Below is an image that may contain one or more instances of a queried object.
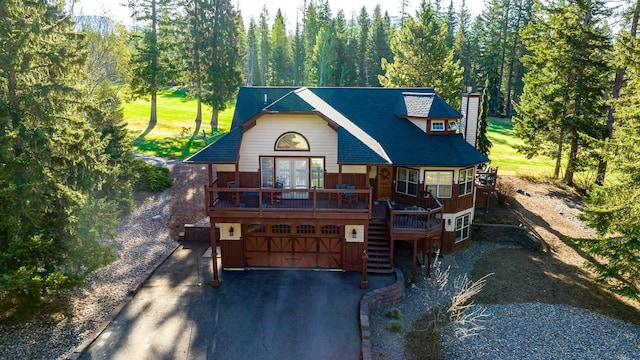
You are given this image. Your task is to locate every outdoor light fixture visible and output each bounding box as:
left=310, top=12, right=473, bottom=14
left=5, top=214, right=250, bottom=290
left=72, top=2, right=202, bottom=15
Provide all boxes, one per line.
left=229, top=226, right=234, bottom=237
left=352, top=228, right=357, bottom=239
left=447, top=219, right=452, bottom=226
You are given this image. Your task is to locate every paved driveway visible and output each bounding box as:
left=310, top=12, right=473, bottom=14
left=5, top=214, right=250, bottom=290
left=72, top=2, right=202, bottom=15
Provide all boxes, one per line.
left=80, top=243, right=395, bottom=360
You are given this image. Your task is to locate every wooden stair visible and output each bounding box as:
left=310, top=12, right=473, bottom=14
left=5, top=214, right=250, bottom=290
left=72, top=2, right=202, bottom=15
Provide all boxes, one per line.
left=367, top=219, right=393, bottom=274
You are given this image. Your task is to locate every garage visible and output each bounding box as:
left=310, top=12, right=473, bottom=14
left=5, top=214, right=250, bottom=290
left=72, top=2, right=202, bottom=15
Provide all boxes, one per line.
left=244, top=224, right=342, bottom=269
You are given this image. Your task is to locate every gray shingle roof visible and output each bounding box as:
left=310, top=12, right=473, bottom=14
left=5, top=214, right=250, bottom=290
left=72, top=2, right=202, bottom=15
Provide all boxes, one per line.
left=184, top=87, right=489, bottom=168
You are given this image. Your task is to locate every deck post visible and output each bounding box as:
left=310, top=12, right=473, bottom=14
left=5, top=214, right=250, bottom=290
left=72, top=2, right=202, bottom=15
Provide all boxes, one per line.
left=411, top=239, right=418, bottom=284
left=361, top=250, right=368, bottom=289
left=210, top=218, right=220, bottom=287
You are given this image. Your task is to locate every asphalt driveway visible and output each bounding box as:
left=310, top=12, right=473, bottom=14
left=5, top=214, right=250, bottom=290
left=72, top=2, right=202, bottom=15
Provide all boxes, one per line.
left=79, top=242, right=395, bottom=360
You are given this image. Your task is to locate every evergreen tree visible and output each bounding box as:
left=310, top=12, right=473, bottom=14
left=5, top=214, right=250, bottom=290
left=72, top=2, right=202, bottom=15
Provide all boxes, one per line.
left=245, top=18, right=261, bottom=86
left=128, top=0, right=177, bottom=137
left=200, top=0, right=243, bottom=132
left=292, top=19, right=306, bottom=85
left=444, top=0, right=456, bottom=49
left=257, top=6, right=270, bottom=86
left=596, top=0, right=640, bottom=184
left=454, top=0, right=474, bottom=90
left=380, top=1, right=463, bottom=107
left=303, top=2, right=320, bottom=85
left=477, top=79, right=493, bottom=155
left=311, top=25, right=336, bottom=86
left=367, top=5, right=393, bottom=87
left=356, top=7, right=371, bottom=86
left=580, top=4, right=640, bottom=298
left=270, top=9, right=292, bottom=86
left=514, top=0, right=612, bottom=185
left=0, top=1, right=120, bottom=307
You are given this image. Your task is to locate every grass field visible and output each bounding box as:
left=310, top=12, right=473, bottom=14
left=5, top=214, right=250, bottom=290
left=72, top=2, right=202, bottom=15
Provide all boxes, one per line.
left=122, top=92, right=556, bottom=174
left=123, top=87, right=234, bottom=159
left=484, top=117, right=556, bottom=177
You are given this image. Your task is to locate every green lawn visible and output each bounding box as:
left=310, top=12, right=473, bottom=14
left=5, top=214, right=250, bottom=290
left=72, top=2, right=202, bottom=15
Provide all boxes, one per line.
left=485, top=117, right=556, bottom=177
left=123, top=92, right=555, bottom=176
left=123, top=87, right=234, bottom=159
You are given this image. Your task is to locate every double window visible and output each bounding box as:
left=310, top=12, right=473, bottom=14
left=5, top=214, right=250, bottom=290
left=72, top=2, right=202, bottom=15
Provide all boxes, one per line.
left=396, top=167, right=419, bottom=196
left=459, top=168, right=474, bottom=196
left=431, top=121, right=445, bottom=131
left=455, top=213, right=471, bottom=243
left=424, top=171, right=453, bottom=198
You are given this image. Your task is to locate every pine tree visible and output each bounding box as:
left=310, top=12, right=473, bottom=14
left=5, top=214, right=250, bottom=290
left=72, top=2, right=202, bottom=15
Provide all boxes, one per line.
left=454, top=0, right=474, bottom=90
left=200, top=0, right=243, bottom=132
left=245, top=18, right=261, bottom=86
left=356, top=7, right=371, bottom=86
left=380, top=1, right=463, bottom=107
left=0, top=1, right=120, bottom=307
left=257, top=6, right=270, bottom=86
left=514, top=0, right=612, bottom=185
left=270, top=9, right=292, bottom=86
left=128, top=0, right=177, bottom=138
left=367, top=5, right=393, bottom=87
left=292, top=19, right=306, bottom=86
left=580, top=6, right=640, bottom=297
left=477, top=79, right=493, bottom=155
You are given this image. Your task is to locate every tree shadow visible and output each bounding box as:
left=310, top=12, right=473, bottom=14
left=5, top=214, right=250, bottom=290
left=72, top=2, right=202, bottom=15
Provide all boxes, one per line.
left=471, top=246, right=640, bottom=325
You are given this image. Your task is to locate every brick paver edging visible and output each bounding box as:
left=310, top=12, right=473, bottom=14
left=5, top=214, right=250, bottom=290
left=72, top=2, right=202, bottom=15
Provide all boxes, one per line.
left=359, top=268, right=405, bottom=360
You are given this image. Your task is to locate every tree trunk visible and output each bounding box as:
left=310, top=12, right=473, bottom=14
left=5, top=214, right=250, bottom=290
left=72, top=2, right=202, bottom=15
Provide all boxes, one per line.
left=505, top=0, right=523, bottom=119
left=564, top=129, right=579, bottom=185
left=139, top=0, right=158, bottom=139
left=596, top=0, right=639, bottom=184
left=554, top=128, right=564, bottom=179
left=495, top=0, right=511, bottom=117
left=210, top=108, right=219, bottom=134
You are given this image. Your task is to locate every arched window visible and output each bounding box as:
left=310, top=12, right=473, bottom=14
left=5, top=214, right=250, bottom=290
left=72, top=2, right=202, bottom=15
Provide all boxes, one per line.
left=275, top=132, right=310, bottom=151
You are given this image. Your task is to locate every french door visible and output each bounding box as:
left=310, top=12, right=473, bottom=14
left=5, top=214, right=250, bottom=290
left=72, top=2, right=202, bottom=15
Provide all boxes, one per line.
left=276, top=158, right=309, bottom=199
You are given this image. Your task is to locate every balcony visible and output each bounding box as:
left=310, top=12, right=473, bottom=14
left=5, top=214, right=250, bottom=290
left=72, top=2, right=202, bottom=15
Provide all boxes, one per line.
left=204, top=183, right=372, bottom=220
left=385, top=195, right=444, bottom=238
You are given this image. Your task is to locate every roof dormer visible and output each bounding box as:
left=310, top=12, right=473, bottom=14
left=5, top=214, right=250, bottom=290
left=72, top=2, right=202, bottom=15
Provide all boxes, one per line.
left=394, top=91, right=462, bottom=135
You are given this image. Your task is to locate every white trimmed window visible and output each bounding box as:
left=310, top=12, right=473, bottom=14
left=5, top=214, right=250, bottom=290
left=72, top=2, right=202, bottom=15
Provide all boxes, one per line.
left=448, top=121, right=458, bottom=131
left=424, top=171, right=453, bottom=198
left=396, top=167, right=419, bottom=196
left=455, top=213, right=471, bottom=243
left=459, top=168, right=474, bottom=196
left=431, top=120, right=445, bottom=131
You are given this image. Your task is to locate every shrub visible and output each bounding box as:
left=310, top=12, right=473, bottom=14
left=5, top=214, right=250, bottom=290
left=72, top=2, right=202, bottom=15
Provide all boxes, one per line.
left=386, top=319, right=403, bottom=332
left=494, top=177, right=516, bottom=205
left=408, top=251, right=492, bottom=358
left=385, top=307, right=402, bottom=319
left=132, top=158, right=173, bottom=192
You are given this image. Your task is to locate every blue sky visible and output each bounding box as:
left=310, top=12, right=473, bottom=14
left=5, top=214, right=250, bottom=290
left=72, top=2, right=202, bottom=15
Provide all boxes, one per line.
left=74, top=0, right=484, bottom=28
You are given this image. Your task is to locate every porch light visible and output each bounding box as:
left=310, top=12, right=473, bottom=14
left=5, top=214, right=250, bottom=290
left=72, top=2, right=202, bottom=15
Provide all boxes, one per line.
left=229, top=226, right=234, bottom=237
left=352, top=228, right=357, bottom=239
left=447, top=219, right=452, bottom=226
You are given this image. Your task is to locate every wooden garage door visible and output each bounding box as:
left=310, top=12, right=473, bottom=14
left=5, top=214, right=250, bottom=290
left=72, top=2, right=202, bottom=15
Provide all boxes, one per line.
left=245, top=234, right=342, bottom=269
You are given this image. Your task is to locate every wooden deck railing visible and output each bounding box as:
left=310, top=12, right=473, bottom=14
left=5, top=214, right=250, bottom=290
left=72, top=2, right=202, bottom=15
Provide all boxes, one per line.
left=385, top=196, right=444, bottom=236
left=204, top=183, right=372, bottom=218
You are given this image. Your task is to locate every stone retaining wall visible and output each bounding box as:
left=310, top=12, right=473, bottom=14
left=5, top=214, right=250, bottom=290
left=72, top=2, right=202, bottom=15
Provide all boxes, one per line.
left=360, top=268, right=405, bottom=360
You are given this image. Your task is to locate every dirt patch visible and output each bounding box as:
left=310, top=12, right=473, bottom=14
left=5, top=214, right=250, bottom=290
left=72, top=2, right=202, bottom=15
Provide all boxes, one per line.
left=166, top=162, right=209, bottom=239
left=471, top=176, right=640, bottom=324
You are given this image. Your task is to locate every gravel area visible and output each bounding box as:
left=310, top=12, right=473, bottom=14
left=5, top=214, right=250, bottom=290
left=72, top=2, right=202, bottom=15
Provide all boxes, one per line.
left=0, top=160, right=178, bottom=360
left=442, top=303, right=640, bottom=359
left=370, top=240, right=640, bottom=360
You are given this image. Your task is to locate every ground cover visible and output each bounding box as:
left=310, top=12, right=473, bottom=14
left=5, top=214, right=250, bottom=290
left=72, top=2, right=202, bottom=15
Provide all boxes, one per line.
left=123, top=87, right=234, bottom=159
left=485, top=117, right=557, bottom=176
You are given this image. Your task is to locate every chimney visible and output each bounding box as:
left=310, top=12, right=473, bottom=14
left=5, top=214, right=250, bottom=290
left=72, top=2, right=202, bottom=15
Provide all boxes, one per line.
left=460, top=92, right=481, bottom=148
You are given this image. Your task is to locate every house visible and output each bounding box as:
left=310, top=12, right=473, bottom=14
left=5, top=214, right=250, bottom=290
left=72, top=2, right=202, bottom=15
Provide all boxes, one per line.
left=185, top=87, right=490, bottom=287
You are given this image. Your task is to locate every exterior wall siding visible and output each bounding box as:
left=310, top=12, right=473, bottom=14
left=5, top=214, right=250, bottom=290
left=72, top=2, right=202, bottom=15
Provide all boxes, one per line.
left=239, top=114, right=338, bottom=173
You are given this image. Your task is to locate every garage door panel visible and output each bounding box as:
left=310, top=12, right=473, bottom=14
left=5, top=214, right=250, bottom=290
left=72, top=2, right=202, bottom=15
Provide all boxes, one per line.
left=318, top=253, right=341, bottom=268
left=271, top=237, right=293, bottom=252
left=245, top=233, right=342, bottom=269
